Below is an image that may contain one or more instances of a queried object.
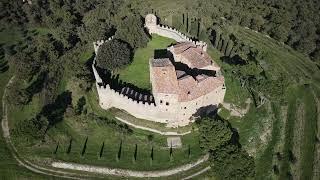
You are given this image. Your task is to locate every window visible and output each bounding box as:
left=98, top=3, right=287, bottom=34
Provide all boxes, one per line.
left=160, top=100, right=163, bottom=104
left=166, top=102, right=169, bottom=106
left=184, top=107, right=186, bottom=109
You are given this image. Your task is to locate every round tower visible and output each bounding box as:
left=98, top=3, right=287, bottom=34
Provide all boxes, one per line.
left=145, top=14, right=157, bottom=34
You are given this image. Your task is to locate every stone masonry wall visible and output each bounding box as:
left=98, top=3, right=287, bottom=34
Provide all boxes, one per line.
left=148, top=24, right=208, bottom=52
left=91, top=14, right=226, bottom=127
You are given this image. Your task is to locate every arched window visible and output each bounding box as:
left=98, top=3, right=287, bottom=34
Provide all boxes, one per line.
left=166, top=102, right=169, bottom=106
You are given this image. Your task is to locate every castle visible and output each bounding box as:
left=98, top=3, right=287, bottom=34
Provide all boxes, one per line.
left=92, top=14, right=226, bottom=127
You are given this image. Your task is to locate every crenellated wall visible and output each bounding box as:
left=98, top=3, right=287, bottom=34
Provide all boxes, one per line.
left=145, top=14, right=207, bottom=52
left=91, top=14, right=226, bottom=127
left=95, top=83, right=178, bottom=124
left=93, top=36, right=114, bottom=54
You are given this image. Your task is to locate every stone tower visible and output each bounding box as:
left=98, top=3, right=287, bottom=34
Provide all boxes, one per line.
left=145, top=14, right=157, bottom=33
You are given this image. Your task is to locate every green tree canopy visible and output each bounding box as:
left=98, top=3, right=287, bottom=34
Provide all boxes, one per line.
left=116, top=14, right=149, bottom=49
left=211, top=145, right=255, bottom=180
left=96, top=39, right=131, bottom=71
left=198, top=116, right=233, bottom=152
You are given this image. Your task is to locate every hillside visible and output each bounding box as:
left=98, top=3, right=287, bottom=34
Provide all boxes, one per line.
left=0, top=0, right=319, bottom=179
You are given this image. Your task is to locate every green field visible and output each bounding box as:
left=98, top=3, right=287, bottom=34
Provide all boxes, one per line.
left=117, top=35, right=175, bottom=90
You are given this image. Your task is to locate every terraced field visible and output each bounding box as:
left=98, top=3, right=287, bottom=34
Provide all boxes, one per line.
left=223, top=26, right=320, bottom=180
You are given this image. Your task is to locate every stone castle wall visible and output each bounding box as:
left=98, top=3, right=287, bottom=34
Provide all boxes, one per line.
left=92, top=37, right=178, bottom=125
left=91, top=14, right=225, bottom=127
left=96, top=83, right=178, bottom=124
left=147, top=24, right=208, bottom=51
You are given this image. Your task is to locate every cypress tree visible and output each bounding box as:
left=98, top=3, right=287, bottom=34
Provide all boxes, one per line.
left=221, top=37, right=230, bottom=55
left=66, top=139, right=72, bottom=154
left=170, top=142, right=173, bottom=161
left=225, top=40, right=234, bottom=57
left=99, top=142, right=105, bottom=158
left=54, top=142, right=59, bottom=154
left=150, top=146, right=154, bottom=166
left=183, top=13, right=185, bottom=25
left=186, top=13, right=189, bottom=32
left=133, top=144, right=138, bottom=162
left=117, top=140, right=122, bottom=161
left=81, top=137, right=88, bottom=156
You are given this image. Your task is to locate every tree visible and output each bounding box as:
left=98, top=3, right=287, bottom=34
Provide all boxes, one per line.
left=96, top=39, right=131, bottom=71
left=116, top=14, right=149, bottom=49
left=211, top=145, right=255, bottom=180
left=12, top=115, right=49, bottom=143
left=78, top=21, right=114, bottom=43
left=77, top=2, right=116, bottom=44
left=76, top=96, right=86, bottom=115
left=198, top=116, right=232, bottom=152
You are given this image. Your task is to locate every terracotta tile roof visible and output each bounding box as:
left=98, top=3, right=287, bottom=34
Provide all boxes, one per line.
left=171, top=42, right=220, bottom=70
left=178, top=75, right=197, bottom=91
left=178, top=76, right=224, bottom=102
left=150, top=58, right=179, bottom=94
left=172, top=42, right=196, bottom=54
left=151, top=58, right=173, bottom=67
left=150, top=43, right=225, bottom=102
left=176, top=70, right=186, bottom=79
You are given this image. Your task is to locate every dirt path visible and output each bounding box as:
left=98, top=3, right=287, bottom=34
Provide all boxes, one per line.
left=52, top=154, right=209, bottom=178
left=116, top=117, right=191, bottom=136
left=182, top=166, right=211, bottom=180
left=1, top=76, right=210, bottom=179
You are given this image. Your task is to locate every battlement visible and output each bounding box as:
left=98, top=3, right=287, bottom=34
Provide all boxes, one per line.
left=97, top=82, right=155, bottom=106
left=145, top=14, right=207, bottom=52
left=90, top=15, right=226, bottom=127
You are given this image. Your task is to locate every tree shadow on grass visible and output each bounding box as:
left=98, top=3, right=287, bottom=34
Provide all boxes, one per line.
left=41, top=91, right=72, bottom=128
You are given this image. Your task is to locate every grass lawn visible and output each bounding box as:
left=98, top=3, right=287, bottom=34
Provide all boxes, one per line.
left=279, top=86, right=302, bottom=179
left=11, top=105, right=204, bottom=171
left=255, top=103, right=282, bottom=179
left=300, top=85, right=317, bottom=179
left=234, top=26, right=320, bottom=85
left=117, top=35, right=176, bottom=90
